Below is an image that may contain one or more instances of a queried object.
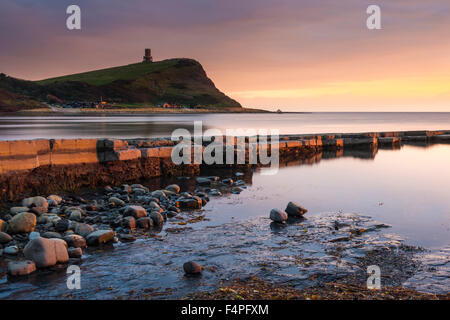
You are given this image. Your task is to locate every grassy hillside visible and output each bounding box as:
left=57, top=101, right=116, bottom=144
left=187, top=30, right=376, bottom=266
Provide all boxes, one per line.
left=0, top=58, right=241, bottom=111
left=37, top=59, right=180, bottom=86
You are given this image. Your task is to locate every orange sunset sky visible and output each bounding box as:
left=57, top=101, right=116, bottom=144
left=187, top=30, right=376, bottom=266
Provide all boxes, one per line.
left=0, top=0, right=449, bottom=111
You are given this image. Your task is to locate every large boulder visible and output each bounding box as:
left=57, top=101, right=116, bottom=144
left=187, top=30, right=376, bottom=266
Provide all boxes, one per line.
left=86, top=230, right=115, bottom=246
left=22, top=196, right=48, bottom=209
left=8, top=260, right=36, bottom=276
left=7, top=212, right=36, bottom=234
left=270, top=209, right=288, bottom=223
left=23, top=237, right=69, bottom=268
left=285, top=201, right=308, bottom=217
left=124, top=205, right=147, bottom=219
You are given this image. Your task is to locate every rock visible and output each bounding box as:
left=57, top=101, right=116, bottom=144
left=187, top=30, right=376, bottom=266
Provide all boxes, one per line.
left=231, top=187, right=244, bottom=194
left=119, top=234, right=136, bottom=242
left=42, top=231, right=62, bottom=239
left=122, top=184, right=132, bottom=193
left=196, top=177, right=211, bottom=185
left=122, top=216, right=136, bottom=230
left=29, top=231, right=41, bottom=240
left=30, top=206, right=48, bottom=215
left=10, top=207, right=29, bottom=215
left=22, top=196, right=48, bottom=209
left=235, top=180, right=245, bottom=186
left=63, top=234, right=87, bottom=248
left=136, top=217, right=153, bottom=229
left=55, top=219, right=70, bottom=232
left=269, top=209, right=288, bottom=223
left=47, top=195, right=63, bottom=205
left=4, top=245, right=19, bottom=255
left=209, top=189, right=222, bottom=196
left=178, top=197, right=202, bottom=209
left=148, top=201, right=160, bottom=211
left=151, top=190, right=166, bottom=198
left=131, top=183, right=148, bottom=190
left=68, top=247, right=82, bottom=258
left=166, top=210, right=178, bottom=218
left=0, top=232, right=12, bottom=244
left=285, top=201, right=308, bottom=217
left=221, top=178, right=233, bottom=185
left=37, top=215, right=48, bottom=224
left=0, top=219, right=6, bottom=232
left=23, top=237, right=69, bottom=268
left=133, top=188, right=147, bottom=195
left=67, top=208, right=83, bottom=221
left=8, top=260, right=36, bottom=276
left=74, top=223, right=95, bottom=238
left=183, top=261, right=202, bottom=275
left=52, top=238, right=68, bottom=249
left=124, top=205, right=147, bottom=219
left=149, top=211, right=164, bottom=226
left=47, top=200, right=57, bottom=207
left=109, top=197, right=126, bottom=207
left=49, top=216, right=62, bottom=226
left=86, top=230, right=115, bottom=246
left=165, top=184, right=181, bottom=193
left=7, top=212, right=36, bottom=234
left=104, top=186, right=113, bottom=192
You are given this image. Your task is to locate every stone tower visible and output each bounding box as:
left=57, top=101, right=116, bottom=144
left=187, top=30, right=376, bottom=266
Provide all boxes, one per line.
left=143, top=48, right=153, bottom=62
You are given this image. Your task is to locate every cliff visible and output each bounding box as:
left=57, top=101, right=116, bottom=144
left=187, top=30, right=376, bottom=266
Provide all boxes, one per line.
left=0, top=59, right=241, bottom=111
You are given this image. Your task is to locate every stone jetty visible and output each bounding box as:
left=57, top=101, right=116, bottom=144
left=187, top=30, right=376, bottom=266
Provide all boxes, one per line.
left=0, top=130, right=449, bottom=201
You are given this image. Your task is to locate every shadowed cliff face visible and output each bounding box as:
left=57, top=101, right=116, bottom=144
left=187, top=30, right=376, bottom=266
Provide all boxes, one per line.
left=0, top=59, right=242, bottom=111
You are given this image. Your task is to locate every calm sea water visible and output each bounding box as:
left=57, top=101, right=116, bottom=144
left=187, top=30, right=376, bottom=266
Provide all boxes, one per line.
left=1, top=112, right=450, bottom=140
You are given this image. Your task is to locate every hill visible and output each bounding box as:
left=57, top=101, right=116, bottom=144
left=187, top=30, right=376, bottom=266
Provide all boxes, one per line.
left=0, top=58, right=241, bottom=111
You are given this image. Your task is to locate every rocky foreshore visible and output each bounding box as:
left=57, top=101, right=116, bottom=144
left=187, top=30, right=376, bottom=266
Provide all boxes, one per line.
left=0, top=175, right=262, bottom=277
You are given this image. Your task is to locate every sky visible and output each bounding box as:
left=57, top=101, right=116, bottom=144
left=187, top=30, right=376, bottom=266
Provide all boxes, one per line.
left=0, top=0, right=449, bottom=111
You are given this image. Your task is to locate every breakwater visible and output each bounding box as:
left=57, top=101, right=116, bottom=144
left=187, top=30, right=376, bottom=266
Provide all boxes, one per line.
left=1, top=130, right=449, bottom=202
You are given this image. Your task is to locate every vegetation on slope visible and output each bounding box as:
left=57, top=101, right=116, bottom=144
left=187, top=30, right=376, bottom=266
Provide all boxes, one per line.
left=0, top=59, right=241, bottom=111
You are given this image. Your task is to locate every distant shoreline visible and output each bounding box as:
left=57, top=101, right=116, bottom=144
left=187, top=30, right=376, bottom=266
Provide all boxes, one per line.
left=7, top=106, right=273, bottom=116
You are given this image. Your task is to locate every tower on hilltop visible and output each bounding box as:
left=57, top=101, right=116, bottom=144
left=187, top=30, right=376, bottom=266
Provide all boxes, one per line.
left=143, top=48, right=153, bottom=62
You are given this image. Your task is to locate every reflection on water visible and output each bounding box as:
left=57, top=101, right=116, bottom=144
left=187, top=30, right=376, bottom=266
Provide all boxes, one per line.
left=2, top=112, right=450, bottom=140
left=0, top=143, right=449, bottom=298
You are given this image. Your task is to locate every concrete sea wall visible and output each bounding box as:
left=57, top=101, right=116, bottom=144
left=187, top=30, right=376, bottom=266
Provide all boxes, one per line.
left=0, top=130, right=449, bottom=202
